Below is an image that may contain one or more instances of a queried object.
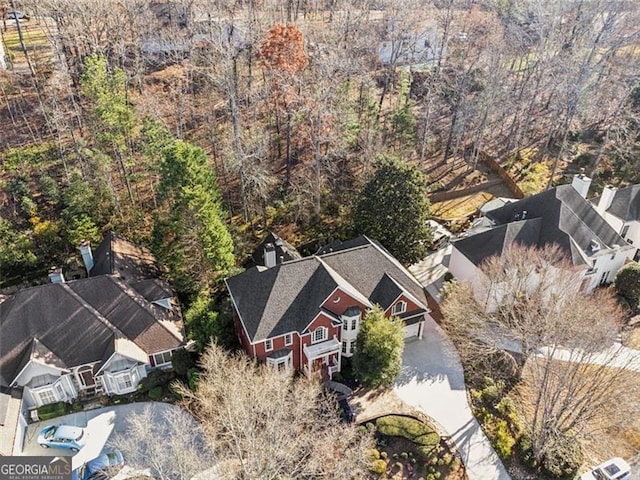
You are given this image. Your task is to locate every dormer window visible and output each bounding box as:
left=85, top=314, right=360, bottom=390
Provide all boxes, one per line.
left=312, top=327, right=328, bottom=343
left=392, top=301, right=407, bottom=315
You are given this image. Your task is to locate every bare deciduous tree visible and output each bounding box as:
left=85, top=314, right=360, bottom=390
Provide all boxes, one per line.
left=112, top=405, right=215, bottom=480
left=116, top=344, right=373, bottom=480
left=442, top=244, right=638, bottom=465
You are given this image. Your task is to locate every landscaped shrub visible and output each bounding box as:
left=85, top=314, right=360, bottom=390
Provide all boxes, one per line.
left=138, top=369, right=171, bottom=393
left=187, top=367, right=200, bottom=391
left=37, top=402, right=69, bottom=421
left=541, top=435, right=584, bottom=479
left=492, top=420, right=516, bottom=458
left=369, top=459, right=387, bottom=475
left=171, top=348, right=194, bottom=378
left=148, top=386, right=163, bottom=401
left=480, top=383, right=502, bottom=405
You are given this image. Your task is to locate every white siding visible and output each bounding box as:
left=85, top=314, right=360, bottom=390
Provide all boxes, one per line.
left=449, top=246, right=485, bottom=296
left=12, top=361, right=65, bottom=388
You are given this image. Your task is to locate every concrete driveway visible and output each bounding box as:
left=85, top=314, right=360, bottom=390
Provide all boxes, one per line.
left=394, top=317, right=511, bottom=480
left=19, top=402, right=179, bottom=471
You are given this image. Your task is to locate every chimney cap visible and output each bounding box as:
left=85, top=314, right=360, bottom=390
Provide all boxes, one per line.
left=49, top=266, right=62, bottom=274
left=79, top=239, right=91, bottom=247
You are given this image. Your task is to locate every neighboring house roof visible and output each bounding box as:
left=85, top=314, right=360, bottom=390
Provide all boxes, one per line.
left=479, top=197, right=518, bottom=215
left=130, top=278, right=174, bottom=302
left=91, top=231, right=161, bottom=281
left=454, top=218, right=542, bottom=267
left=455, top=185, right=629, bottom=267
left=250, top=231, right=302, bottom=267
left=0, top=235, right=184, bottom=388
left=595, top=184, right=640, bottom=222
left=226, top=236, right=428, bottom=343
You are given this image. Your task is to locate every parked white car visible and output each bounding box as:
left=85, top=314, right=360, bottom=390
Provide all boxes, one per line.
left=580, top=457, right=631, bottom=480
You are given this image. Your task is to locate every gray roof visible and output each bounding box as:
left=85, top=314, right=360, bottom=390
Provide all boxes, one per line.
left=455, top=219, right=542, bottom=266
left=131, top=278, right=174, bottom=302
left=599, top=185, right=640, bottom=222
left=0, top=283, right=116, bottom=386
left=226, top=236, right=428, bottom=343
left=91, top=232, right=161, bottom=281
left=456, top=185, right=628, bottom=267
left=0, top=274, right=183, bottom=388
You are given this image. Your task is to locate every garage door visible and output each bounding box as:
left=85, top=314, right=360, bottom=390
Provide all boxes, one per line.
left=404, top=322, right=420, bottom=338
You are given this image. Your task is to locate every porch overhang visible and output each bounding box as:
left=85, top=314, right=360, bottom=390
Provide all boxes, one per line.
left=303, top=338, right=340, bottom=360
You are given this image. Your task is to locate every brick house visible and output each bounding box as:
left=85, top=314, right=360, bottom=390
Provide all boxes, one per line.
left=225, top=235, right=431, bottom=379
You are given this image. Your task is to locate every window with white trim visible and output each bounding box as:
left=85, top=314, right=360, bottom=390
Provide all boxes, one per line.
left=152, top=350, right=173, bottom=366
left=342, top=341, right=347, bottom=354
left=342, top=319, right=348, bottom=330
left=115, top=374, right=133, bottom=392
left=267, top=353, right=293, bottom=373
left=349, top=339, right=356, bottom=353
left=37, top=388, right=57, bottom=405
left=392, top=301, right=407, bottom=315
left=265, top=339, right=273, bottom=351
left=284, top=334, right=293, bottom=346
left=312, top=327, right=327, bottom=343
left=350, top=318, right=358, bottom=330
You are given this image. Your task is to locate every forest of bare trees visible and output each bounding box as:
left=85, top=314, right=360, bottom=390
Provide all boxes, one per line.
left=2, top=0, right=640, bottom=285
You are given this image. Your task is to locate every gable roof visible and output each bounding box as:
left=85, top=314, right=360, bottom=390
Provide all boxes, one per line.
left=0, top=235, right=184, bottom=388
left=0, top=283, right=116, bottom=386
left=456, top=185, right=629, bottom=267
left=597, top=184, right=640, bottom=222
left=226, top=236, right=428, bottom=343
left=91, top=232, right=161, bottom=281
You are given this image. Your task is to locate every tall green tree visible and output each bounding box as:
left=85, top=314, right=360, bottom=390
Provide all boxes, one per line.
left=80, top=54, right=137, bottom=205
left=353, top=157, right=431, bottom=265
left=352, top=305, right=405, bottom=388
left=153, top=140, right=235, bottom=294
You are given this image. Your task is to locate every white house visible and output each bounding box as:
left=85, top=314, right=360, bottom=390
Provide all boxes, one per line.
left=593, top=184, right=640, bottom=256
left=449, top=177, right=637, bottom=295
left=0, top=233, right=184, bottom=409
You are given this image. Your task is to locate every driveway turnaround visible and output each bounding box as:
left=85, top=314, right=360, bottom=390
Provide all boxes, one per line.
left=394, top=317, right=511, bottom=480
left=19, top=402, right=178, bottom=471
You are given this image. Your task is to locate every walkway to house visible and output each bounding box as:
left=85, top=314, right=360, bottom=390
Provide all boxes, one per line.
left=394, top=318, right=511, bottom=480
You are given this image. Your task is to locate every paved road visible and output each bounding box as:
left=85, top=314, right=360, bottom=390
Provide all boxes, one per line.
left=19, top=402, right=179, bottom=471
left=394, top=317, right=511, bottom=480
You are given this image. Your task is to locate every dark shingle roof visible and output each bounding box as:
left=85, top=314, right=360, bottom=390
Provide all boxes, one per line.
left=131, top=278, right=174, bottom=302
left=69, top=276, right=182, bottom=354
left=91, top=232, right=160, bottom=281
left=456, top=185, right=628, bottom=267
left=319, top=239, right=426, bottom=306
left=226, top=236, right=428, bottom=343
left=601, top=185, right=640, bottom=221
left=0, top=275, right=183, bottom=388
left=226, top=258, right=340, bottom=341
left=0, top=283, right=116, bottom=386
left=454, top=219, right=542, bottom=266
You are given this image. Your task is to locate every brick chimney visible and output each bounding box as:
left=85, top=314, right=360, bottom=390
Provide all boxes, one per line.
left=79, top=240, right=94, bottom=276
